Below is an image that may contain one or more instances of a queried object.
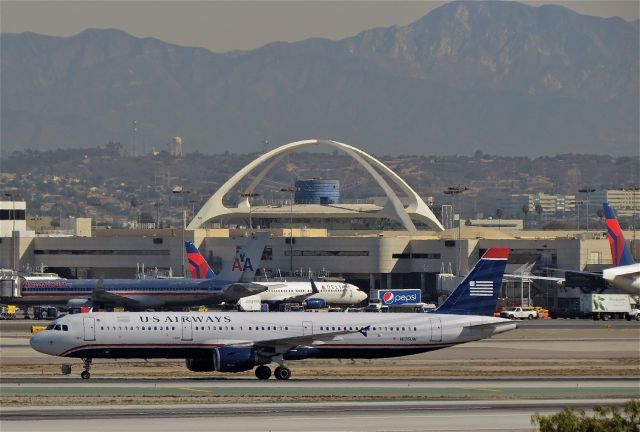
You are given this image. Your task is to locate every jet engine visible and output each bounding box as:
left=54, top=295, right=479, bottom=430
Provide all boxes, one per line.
left=213, top=347, right=257, bottom=372
left=305, top=298, right=327, bottom=309
left=67, top=298, right=93, bottom=308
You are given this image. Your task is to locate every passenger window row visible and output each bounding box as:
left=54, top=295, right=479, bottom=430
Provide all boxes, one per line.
left=101, top=326, right=177, bottom=331
left=319, top=326, right=417, bottom=332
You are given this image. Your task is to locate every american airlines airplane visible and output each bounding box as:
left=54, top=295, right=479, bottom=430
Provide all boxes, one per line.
left=30, top=248, right=515, bottom=380
left=3, top=232, right=270, bottom=309
left=188, top=241, right=368, bottom=306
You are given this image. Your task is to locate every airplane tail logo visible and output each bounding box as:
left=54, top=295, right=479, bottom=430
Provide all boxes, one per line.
left=185, top=242, right=215, bottom=279
left=603, top=203, right=635, bottom=267
left=434, top=248, right=510, bottom=316
left=215, top=232, right=269, bottom=283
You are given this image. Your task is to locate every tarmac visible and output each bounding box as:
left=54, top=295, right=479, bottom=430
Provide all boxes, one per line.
left=1, top=318, right=638, bottom=431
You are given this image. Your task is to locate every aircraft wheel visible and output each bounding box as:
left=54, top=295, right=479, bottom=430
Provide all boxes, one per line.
left=255, top=365, right=271, bottom=380
left=274, top=366, right=291, bottom=380
left=602, top=314, right=609, bottom=321
left=81, top=371, right=91, bottom=380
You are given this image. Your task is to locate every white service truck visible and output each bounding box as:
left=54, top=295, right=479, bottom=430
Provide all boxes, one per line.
left=500, top=307, right=539, bottom=320
left=580, top=293, right=640, bottom=321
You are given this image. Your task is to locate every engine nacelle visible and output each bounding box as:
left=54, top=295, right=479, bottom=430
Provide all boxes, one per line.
left=67, top=298, right=93, bottom=308
left=213, top=347, right=257, bottom=372
left=305, top=298, right=327, bottom=309
left=185, top=356, right=215, bottom=372
left=283, top=347, right=321, bottom=360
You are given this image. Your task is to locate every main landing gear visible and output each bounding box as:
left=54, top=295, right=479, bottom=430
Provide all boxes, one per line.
left=81, top=358, right=92, bottom=379
left=254, top=364, right=292, bottom=380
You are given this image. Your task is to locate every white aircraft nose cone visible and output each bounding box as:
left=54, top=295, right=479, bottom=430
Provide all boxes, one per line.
left=30, top=333, right=44, bottom=353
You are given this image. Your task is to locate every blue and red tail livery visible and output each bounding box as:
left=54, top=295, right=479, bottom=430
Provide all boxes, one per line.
left=185, top=242, right=215, bottom=279
left=434, top=247, right=510, bottom=316
left=603, top=203, right=635, bottom=267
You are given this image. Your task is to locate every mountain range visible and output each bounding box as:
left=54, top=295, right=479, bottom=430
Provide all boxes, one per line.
left=1, top=1, right=638, bottom=156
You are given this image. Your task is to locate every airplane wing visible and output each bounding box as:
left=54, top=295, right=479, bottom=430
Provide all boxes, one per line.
left=91, top=284, right=141, bottom=307
left=199, top=282, right=268, bottom=305
left=224, top=325, right=371, bottom=356
left=504, top=274, right=565, bottom=283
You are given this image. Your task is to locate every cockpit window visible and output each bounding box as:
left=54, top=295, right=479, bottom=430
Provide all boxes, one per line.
left=54, top=324, right=61, bottom=331
left=46, top=324, right=55, bottom=330
left=62, top=325, right=68, bottom=331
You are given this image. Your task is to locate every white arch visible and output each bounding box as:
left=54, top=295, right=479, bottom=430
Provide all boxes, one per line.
left=188, top=139, right=444, bottom=232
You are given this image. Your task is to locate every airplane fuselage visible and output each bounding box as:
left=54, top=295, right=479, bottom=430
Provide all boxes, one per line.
left=4, top=278, right=240, bottom=307
left=31, top=311, right=515, bottom=360
left=258, top=281, right=368, bottom=305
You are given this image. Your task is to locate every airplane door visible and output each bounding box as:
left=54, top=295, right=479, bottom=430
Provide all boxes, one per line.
left=430, top=318, right=442, bottom=342
left=83, top=317, right=95, bottom=341
left=182, top=321, right=193, bottom=341
left=302, top=321, right=313, bottom=336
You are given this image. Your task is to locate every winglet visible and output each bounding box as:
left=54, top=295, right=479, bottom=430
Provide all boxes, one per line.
left=358, top=325, right=370, bottom=337
left=603, top=203, right=635, bottom=267
left=310, top=279, right=320, bottom=295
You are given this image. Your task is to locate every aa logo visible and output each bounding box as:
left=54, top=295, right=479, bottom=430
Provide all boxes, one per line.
left=231, top=251, right=254, bottom=272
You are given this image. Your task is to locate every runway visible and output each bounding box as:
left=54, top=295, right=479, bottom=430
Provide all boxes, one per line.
left=1, top=319, right=637, bottom=431
left=0, top=399, right=632, bottom=431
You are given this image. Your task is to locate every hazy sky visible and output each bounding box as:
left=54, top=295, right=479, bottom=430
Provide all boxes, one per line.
left=1, top=1, right=638, bottom=53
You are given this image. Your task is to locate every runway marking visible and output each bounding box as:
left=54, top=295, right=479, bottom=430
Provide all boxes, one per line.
left=460, top=387, right=503, bottom=393
left=174, top=387, right=216, bottom=394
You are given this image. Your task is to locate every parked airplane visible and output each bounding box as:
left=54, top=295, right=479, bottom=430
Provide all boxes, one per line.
left=187, top=240, right=368, bottom=306
left=601, top=203, right=639, bottom=294
left=261, top=280, right=367, bottom=306
left=3, top=233, right=270, bottom=308
left=505, top=203, right=639, bottom=295
left=30, top=248, right=515, bottom=380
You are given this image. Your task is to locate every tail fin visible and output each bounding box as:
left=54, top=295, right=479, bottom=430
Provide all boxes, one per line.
left=215, top=232, right=270, bottom=283
left=185, top=242, right=216, bottom=279
left=604, top=203, right=635, bottom=267
left=434, top=248, right=510, bottom=316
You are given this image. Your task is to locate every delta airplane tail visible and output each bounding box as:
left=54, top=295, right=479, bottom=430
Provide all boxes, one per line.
left=603, top=203, right=635, bottom=267
left=185, top=242, right=216, bottom=279
left=434, top=247, right=510, bottom=316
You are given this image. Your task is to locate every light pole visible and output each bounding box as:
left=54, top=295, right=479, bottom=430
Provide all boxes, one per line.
left=579, top=188, right=595, bottom=232
left=152, top=202, right=163, bottom=228
left=172, top=187, right=191, bottom=277
left=444, top=186, right=468, bottom=275
left=281, top=187, right=297, bottom=274
left=241, top=193, right=260, bottom=230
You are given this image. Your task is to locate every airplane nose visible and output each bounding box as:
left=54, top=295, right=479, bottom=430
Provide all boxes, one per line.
left=30, top=333, right=44, bottom=353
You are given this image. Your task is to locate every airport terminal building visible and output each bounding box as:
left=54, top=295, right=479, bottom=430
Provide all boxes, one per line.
left=2, top=140, right=637, bottom=309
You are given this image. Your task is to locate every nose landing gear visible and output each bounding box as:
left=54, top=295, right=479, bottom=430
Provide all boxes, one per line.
left=81, top=358, right=92, bottom=379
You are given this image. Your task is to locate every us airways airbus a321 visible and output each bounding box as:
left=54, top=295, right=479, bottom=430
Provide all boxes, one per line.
left=30, top=248, right=515, bottom=380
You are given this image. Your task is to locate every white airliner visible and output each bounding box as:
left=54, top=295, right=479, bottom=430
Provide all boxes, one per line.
left=257, top=280, right=368, bottom=305
left=190, top=243, right=368, bottom=306
left=30, top=248, right=514, bottom=380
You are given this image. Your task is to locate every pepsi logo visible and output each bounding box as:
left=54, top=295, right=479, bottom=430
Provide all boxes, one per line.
left=382, top=291, right=394, bottom=304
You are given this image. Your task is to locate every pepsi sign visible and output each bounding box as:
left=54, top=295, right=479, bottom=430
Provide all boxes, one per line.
left=377, top=289, right=421, bottom=305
